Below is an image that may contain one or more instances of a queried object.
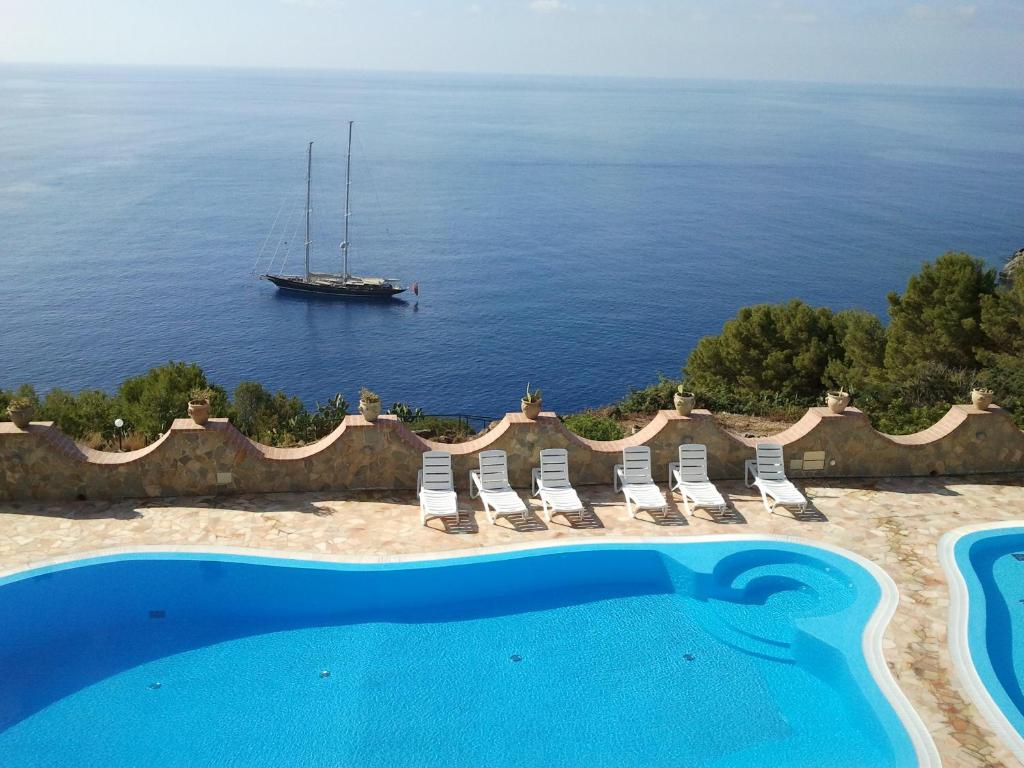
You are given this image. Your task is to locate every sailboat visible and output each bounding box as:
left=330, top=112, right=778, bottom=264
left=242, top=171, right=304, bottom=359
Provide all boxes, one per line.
left=261, top=122, right=408, bottom=299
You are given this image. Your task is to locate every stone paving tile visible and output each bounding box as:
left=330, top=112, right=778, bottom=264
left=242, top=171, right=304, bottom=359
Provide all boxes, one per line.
left=1, top=474, right=1023, bottom=766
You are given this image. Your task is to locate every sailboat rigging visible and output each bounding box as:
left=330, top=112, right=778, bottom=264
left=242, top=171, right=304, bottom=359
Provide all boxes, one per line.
left=261, top=121, right=408, bottom=299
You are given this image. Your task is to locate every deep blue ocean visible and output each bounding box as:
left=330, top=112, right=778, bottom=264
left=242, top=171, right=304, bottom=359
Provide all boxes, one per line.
left=1, top=65, right=1021, bottom=417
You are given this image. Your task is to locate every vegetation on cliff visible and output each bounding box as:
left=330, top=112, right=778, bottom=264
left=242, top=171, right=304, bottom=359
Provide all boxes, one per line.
left=606, top=251, right=1024, bottom=436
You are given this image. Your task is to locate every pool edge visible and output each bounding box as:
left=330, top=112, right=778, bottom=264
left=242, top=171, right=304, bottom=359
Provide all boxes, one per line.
left=939, top=522, right=1024, bottom=766
left=0, top=534, right=940, bottom=767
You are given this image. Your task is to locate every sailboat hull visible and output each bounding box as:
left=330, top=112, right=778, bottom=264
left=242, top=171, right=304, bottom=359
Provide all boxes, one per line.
left=263, top=274, right=406, bottom=299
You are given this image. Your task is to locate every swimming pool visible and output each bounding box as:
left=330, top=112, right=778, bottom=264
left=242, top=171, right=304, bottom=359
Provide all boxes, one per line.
left=0, top=538, right=935, bottom=767
left=942, top=523, right=1024, bottom=762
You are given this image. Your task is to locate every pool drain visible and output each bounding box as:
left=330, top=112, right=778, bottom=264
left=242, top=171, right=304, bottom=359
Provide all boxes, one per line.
left=510, top=654, right=522, bottom=663
left=149, top=682, right=162, bottom=690
left=320, top=670, right=331, bottom=678
left=683, top=654, right=695, bottom=662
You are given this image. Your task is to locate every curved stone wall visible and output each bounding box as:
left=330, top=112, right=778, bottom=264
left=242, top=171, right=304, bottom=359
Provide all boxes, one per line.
left=0, top=405, right=1021, bottom=502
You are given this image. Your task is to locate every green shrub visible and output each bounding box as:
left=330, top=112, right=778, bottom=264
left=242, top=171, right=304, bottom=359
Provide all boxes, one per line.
left=869, top=400, right=951, bottom=436
left=304, top=394, right=349, bottom=441
left=563, top=412, right=626, bottom=441
left=38, top=388, right=117, bottom=440
left=405, top=415, right=474, bottom=442
left=975, top=355, right=1024, bottom=429
left=117, top=362, right=226, bottom=438
left=389, top=402, right=425, bottom=422
left=614, top=377, right=678, bottom=414
left=0, top=385, right=39, bottom=413
left=230, top=381, right=306, bottom=444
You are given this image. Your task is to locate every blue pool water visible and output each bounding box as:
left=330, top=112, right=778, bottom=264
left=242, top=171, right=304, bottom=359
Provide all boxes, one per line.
left=0, top=542, right=919, bottom=767
left=950, top=527, right=1024, bottom=747
left=1, top=65, right=1022, bottom=414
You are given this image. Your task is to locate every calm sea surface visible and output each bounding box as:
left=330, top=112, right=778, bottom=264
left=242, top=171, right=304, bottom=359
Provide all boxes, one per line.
left=1, top=65, right=1021, bottom=417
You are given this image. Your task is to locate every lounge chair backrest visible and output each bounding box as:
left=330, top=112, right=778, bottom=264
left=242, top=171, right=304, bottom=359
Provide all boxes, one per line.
left=678, top=444, right=710, bottom=483
left=755, top=443, right=788, bottom=481
left=621, top=446, right=653, bottom=484
left=421, top=451, right=454, bottom=491
left=478, top=450, right=511, bottom=491
left=539, top=448, right=572, bottom=489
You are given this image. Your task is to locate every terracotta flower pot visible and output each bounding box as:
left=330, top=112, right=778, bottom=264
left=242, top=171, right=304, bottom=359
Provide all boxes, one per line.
left=7, top=406, right=33, bottom=429
left=359, top=400, right=381, bottom=422
left=187, top=400, right=210, bottom=425
left=826, top=391, right=850, bottom=414
left=521, top=398, right=542, bottom=420
left=971, top=388, right=993, bottom=411
left=673, top=392, right=695, bottom=416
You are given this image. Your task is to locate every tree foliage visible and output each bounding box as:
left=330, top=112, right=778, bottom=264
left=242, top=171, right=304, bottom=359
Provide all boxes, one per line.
left=117, top=361, right=227, bottom=438
left=230, top=381, right=305, bottom=444
left=980, top=272, right=1024, bottom=360
left=685, top=300, right=841, bottom=399
left=884, top=252, right=997, bottom=372
left=667, top=250, right=1022, bottom=434
left=824, top=309, right=887, bottom=392
left=1, top=363, right=347, bottom=448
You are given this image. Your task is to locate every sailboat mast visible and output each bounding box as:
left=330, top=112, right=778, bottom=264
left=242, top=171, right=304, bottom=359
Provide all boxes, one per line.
left=341, top=120, right=353, bottom=280
left=304, top=141, right=313, bottom=281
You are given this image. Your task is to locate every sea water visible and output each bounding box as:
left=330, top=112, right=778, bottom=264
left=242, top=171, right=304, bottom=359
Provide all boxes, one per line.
left=0, top=65, right=1021, bottom=416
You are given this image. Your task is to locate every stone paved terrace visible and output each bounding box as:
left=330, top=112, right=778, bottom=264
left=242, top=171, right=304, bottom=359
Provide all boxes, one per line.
left=2, top=475, right=1023, bottom=767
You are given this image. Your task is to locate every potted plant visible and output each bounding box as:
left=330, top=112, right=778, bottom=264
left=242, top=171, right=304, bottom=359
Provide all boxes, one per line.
left=673, top=386, right=696, bottom=416
left=521, top=383, right=543, bottom=420
left=6, top=397, right=34, bottom=429
left=825, top=389, right=850, bottom=414
left=359, top=388, right=381, bottom=422
left=188, top=388, right=214, bottom=426
left=971, top=387, right=994, bottom=411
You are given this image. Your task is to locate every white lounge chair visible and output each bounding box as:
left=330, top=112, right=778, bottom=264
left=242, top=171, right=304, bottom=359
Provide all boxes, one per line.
left=668, top=444, right=728, bottom=516
left=531, top=448, right=585, bottom=522
left=417, top=451, right=460, bottom=526
left=470, top=450, right=529, bottom=524
left=614, top=446, right=668, bottom=519
left=745, top=443, right=808, bottom=515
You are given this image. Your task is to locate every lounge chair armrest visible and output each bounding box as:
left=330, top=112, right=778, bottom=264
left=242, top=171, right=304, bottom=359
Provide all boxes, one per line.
left=469, top=469, right=482, bottom=499
left=531, top=467, right=541, bottom=497
left=416, top=469, right=423, bottom=498
left=668, top=461, right=679, bottom=490
left=613, top=464, right=623, bottom=493
left=744, top=459, right=757, bottom=488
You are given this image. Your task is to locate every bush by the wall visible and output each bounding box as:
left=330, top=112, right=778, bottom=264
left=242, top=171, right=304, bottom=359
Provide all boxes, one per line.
left=563, top=412, right=626, bottom=441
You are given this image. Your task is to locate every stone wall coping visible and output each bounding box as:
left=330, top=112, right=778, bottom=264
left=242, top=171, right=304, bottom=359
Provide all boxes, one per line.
left=3, top=403, right=1021, bottom=466
left=0, top=421, right=174, bottom=465
left=885, top=404, right=1000, bottom=446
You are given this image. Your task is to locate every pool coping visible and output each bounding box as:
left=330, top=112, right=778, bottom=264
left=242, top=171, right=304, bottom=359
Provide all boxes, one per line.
left=939, top=521, right=1024, bottom=766
left=0, top=534, right=940, bottom=767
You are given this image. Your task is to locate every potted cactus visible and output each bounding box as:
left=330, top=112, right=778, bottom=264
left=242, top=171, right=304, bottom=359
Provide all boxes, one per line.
left=521, top=383, right=543, bottom=420
left=971, top=387, right=994, bottom=411
left=6, top=397, right=34, bottom=429
left=187, top=388, right=214, bottom=426
left=825, top=389, right=850, bottom=414
left=673, top=386, right=696, bottom=416
left=359, top=388, right=381, bottom=422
